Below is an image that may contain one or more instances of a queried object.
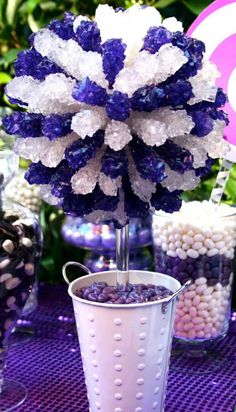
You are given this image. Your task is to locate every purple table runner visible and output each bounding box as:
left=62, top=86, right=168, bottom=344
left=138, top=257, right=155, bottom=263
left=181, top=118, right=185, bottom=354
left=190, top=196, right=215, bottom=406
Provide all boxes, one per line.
left=5, top=284, right=236, bottom=412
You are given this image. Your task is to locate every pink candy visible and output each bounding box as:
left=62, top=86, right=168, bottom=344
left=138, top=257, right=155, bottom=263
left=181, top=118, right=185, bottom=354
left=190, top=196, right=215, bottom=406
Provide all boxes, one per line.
left=174, top=278, right=232, bottom=341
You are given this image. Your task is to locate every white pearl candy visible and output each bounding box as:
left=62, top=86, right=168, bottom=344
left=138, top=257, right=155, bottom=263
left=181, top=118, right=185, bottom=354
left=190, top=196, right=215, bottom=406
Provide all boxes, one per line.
left=186, top=249, right=199, bottom=259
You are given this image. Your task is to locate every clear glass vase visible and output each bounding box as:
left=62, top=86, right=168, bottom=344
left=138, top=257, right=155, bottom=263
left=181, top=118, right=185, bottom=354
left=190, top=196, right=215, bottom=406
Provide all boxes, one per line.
left=0, top=148, right=42, bottom=410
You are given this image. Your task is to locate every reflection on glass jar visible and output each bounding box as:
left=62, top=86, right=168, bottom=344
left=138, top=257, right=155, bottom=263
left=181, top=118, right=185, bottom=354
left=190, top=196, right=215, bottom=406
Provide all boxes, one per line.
left=84, top=248, right=153, bottom=273
left=61, top=216, right=152, bottom=250
left=61, top=216, right=153, bottom=273
left=152, top=201, right=236, bottom=344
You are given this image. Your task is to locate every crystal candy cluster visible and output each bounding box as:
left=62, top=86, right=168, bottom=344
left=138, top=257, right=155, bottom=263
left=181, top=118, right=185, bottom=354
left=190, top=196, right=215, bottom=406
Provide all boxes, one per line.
left=152, top=201, right=236, bottom=341
left=3, top=5, right=230, bottom=227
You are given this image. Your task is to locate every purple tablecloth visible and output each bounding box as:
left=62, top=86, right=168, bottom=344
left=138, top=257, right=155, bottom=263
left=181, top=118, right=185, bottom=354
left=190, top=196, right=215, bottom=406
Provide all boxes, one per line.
left=5, top=284, right=236, bottom=412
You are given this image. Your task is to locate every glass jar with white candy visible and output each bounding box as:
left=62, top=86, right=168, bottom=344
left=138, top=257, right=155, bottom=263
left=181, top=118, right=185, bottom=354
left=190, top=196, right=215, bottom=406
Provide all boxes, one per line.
left=152, top=201, right=236, bottom=344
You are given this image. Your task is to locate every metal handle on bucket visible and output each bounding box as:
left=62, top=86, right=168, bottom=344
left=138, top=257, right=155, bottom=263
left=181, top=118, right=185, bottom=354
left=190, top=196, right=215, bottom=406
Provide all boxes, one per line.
left=62, top=261, right=91, bottom=285
left=161, top=280, right=191, bottom=314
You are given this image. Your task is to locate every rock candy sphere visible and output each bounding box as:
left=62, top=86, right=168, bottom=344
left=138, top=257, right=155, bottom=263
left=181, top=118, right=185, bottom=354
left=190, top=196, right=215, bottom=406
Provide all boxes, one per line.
left=3, top=4, right=229, bottom=227
left=152, top=201, right=236, bottom=343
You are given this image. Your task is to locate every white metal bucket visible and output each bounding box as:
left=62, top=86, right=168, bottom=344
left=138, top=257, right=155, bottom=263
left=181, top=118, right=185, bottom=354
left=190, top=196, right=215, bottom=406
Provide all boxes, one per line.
left=66, top=269, right=184, bottom=412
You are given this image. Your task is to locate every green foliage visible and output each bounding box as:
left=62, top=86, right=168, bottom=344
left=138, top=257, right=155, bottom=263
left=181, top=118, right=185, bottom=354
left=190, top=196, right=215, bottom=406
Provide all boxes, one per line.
left=0, top=71, right=12, bottom=84
left=182, top=0, right=212, bottom=15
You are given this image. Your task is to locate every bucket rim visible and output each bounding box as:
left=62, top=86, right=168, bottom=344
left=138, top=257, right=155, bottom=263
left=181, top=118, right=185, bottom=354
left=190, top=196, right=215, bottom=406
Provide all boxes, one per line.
left=68, top=269, right=181, bottom=309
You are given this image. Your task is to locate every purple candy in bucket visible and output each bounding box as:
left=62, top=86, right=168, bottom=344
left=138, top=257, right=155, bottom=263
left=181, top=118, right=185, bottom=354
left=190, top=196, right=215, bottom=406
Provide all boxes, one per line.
left=63, top=262, right=190, bottom=412
left=76, top=280, right=173, bottom=304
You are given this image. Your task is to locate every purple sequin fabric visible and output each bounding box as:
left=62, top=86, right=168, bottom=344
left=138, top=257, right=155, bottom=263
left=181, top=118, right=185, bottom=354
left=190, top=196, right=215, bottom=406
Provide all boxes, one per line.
left=6, top=283, right=236, bottom=412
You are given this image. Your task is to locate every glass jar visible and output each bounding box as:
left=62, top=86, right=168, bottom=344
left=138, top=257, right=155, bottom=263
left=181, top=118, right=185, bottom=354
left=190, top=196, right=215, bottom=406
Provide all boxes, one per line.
left=61, top=216, right=153, bottom=273
left=5, top=168, right=42, bottom=215
left=5, top=168, right=43, bottom=318
left=0, top=148, right=43, bottom=349
left=84, top=248, right=153, bottom=273
left=61, top=216, right=152, bottom=250
left=152, top=201, right=236, bottom=344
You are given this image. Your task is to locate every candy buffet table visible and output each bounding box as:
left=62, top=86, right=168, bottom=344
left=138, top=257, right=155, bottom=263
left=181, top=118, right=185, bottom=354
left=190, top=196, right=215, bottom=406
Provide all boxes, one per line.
left=6, top=284, right=236, bottom=412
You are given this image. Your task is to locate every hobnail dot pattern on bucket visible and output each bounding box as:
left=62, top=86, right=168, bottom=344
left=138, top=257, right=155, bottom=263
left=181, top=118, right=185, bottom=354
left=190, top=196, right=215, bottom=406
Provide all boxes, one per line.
left=72, top=276, right=175, bottom=412
left=152, top=201, right=236, bottom=342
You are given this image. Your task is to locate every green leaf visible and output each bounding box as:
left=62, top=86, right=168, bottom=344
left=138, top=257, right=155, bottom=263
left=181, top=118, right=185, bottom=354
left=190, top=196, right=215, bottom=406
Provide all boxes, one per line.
left=0, top=48, right=20, bottom=65
left=153, top=0, right=177, bottom=8
left=124, top=0, right=135, bottom=8
left=39, top=1, right=57, bottom=11
left=19, top=158, right=30, bottom=169
left=27, top=0, right=40, bottom=14
left=39, top=205, right=47, bottom=230
left=0, top=71, right=11, bottom=83
left=27, top=13, right=40, bottom=32
left=225, top=177, right=236, bottom=201
left=182, top=0, right=212, bottom=16
left=2, top=93, right=18, bottom=108
left=0, top=0, right=6, bottom=25
left=40, top=255, right=55, bottom=272
left=229, top=164, right=236, bottom=180
left=6, top=0, right=21, bottom=25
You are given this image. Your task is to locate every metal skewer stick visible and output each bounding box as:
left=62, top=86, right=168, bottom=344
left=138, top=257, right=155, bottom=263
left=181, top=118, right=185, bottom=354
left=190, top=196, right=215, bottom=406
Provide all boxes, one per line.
left=116, top=223, right=129, bottom=285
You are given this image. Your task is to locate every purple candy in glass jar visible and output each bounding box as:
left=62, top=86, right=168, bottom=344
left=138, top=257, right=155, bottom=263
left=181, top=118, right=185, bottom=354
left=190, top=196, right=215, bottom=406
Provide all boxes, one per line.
left=61, top=216, right=152, bottom=251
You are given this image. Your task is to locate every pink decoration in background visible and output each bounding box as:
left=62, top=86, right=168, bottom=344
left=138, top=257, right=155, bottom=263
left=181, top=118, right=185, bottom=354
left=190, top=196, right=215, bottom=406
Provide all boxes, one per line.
left=187, top=0, right=236, bottom=160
